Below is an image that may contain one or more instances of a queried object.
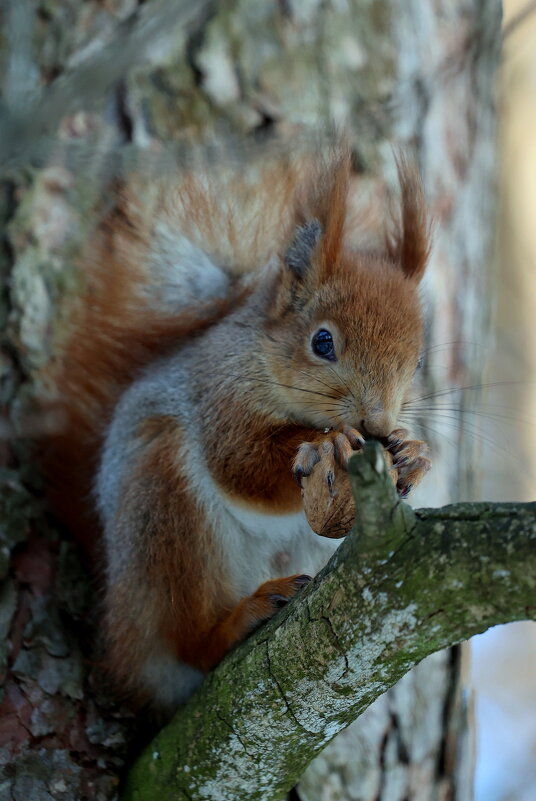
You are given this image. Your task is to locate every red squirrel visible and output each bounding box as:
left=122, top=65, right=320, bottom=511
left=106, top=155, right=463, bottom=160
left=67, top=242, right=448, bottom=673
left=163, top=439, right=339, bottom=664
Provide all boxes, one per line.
left=44, top=142, right=431, bottom=711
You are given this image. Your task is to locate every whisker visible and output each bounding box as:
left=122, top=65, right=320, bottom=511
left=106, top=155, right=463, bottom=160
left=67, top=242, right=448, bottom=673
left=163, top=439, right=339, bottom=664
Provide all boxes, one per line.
left=329, top=412, right=347, bottom=424
left=283, top=399, right=348, bottom=411
left=296, top=369, right=342, bottom=395
left=398, top=415, right=462, bottom=451
left=403, top=405, right=534, bottom=426
left=226, top=373, right=338, bottom=400
left=407, top=399, right=531, bottom=412
left=400, top=413, right=510, bottom=464
left=326, top=363, right=355, bottom=399
left=406, top=380, right=534, bottom=406
left=419, top=340, right=484, bottom=355
left=400, top=410, right=513, bottom=458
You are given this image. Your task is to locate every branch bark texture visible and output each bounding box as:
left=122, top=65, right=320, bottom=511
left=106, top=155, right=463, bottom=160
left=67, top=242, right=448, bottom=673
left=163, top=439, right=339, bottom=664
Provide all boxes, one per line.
left=124, top=443, right=536, bottom=801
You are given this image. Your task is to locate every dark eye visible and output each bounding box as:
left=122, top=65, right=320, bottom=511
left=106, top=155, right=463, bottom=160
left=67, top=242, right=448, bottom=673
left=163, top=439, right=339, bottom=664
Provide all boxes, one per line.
left=416, top=355, right=424, bottom=370
left=311, top=329, right=336, bottom=361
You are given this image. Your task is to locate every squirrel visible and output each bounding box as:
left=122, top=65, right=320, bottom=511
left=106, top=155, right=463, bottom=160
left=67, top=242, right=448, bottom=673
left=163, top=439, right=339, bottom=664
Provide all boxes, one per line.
left=43, top=141, right=432, bottom=712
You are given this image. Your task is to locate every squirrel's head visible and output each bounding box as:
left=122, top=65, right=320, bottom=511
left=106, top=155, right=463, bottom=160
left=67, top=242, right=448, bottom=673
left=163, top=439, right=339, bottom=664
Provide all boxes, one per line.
left=262, top=153, right=430, bottom=439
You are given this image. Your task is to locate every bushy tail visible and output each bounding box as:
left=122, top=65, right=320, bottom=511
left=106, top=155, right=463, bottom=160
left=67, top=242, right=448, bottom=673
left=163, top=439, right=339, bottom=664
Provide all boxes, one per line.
left=41, top=184, right=245, bottom=558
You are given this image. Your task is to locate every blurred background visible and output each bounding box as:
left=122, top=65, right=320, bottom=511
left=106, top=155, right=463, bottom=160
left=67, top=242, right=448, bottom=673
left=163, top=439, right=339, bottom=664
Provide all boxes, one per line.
left=472, top=2, right=536, bottom=799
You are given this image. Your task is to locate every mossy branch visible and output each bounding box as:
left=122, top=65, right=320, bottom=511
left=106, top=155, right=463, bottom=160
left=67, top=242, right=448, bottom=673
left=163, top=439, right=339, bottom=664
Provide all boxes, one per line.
left=123, top=442, right=536, bottom=801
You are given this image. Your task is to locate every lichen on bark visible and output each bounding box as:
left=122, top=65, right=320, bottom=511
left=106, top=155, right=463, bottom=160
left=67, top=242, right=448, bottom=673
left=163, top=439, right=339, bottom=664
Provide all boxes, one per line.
left=123, top=443, right=536, bottom=801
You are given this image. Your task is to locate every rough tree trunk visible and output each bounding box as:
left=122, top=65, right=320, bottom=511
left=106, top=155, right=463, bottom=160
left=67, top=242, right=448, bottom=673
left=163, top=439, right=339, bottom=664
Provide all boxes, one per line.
left=0, top=1, right=501, bottom=799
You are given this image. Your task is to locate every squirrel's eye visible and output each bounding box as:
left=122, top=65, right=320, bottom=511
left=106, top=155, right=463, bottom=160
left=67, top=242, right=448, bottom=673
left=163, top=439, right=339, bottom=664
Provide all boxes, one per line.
left=311, top=329, right=336, bottom=361
left=416, top=355, right=424, bottom=370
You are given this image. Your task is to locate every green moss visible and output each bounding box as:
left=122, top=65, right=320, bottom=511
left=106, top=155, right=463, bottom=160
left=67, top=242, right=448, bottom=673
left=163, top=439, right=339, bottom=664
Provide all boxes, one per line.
left=123, top=445, right=536, bottom=801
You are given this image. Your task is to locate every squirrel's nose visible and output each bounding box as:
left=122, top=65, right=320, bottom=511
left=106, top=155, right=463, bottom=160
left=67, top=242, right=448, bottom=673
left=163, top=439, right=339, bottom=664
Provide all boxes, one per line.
left=361, top=408, right=396, bottom=438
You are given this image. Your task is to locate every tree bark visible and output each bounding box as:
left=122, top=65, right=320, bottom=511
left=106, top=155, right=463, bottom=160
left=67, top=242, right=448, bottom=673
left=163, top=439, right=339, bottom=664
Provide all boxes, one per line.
left=0, top=1, right=502, bottom=799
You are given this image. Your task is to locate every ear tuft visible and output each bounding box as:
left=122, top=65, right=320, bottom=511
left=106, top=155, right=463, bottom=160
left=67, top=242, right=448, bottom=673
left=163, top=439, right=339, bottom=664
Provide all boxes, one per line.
left=387, top=154, right=431, bottom=282
left=284, top=218, right=322, bottom=279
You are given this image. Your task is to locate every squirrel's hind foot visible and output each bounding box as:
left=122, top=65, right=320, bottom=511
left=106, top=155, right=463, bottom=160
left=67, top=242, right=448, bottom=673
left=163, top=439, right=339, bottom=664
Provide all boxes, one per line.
left=201, top=574, right=311, bottom=670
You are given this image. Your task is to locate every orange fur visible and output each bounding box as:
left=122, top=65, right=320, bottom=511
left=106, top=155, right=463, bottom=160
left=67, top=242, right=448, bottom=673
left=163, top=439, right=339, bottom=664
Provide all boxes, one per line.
left=317, top=149, right=352, bottom=271
left=105, top=415, right=307, bottom=690
left=197, top=575, right=309, bottom=671
left=104, top=415, right=224, bottom=693
left=387, top=154, right=431, bottom=280
left=42, top=147, right=359, bottom=554
left=39, top=142, right=431, bottom=706
left=42, top=201, right=246, bottom=558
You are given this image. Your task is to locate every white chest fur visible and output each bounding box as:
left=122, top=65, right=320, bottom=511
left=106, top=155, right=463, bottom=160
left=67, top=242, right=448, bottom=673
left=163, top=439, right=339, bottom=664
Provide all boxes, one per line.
left=215, top=499, right=344, bottom=600
left=176, top=432, right=344, bottom=602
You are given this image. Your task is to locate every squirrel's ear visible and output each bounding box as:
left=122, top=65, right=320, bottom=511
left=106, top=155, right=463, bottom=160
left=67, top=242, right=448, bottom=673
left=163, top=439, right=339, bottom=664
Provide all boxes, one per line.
left=387, top=155, right=431, bottom=282
left=284, top=146, right=351, bottom=282
left=284, top=219, right=322, bottom=279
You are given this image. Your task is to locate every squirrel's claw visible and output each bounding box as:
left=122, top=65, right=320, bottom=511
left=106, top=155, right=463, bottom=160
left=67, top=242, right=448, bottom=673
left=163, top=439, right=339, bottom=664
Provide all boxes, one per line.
left=293, top=443, right=322, bottom=486
left=292, top=426, right=364, bottom=487
left=387, top=430, right=431, bottom=497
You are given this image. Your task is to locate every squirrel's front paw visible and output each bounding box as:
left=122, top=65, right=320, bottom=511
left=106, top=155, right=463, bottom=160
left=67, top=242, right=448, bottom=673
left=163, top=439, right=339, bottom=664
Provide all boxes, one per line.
left=294, top=427, right=364, bottom=538
left=386, top=428, right=431, bottom=498
left=292, top=426, right=365, bottom=486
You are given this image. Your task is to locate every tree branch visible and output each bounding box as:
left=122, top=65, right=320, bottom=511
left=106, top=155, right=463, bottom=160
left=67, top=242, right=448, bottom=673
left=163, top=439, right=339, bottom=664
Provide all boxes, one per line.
left=123, top=442, right=536, bottom=801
